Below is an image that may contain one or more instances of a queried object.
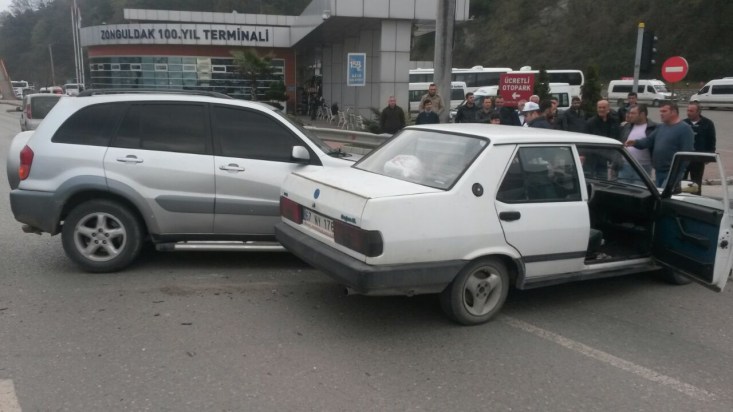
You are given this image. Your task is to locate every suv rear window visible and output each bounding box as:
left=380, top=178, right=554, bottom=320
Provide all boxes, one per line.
left=52, top=102, right=123, bottom=146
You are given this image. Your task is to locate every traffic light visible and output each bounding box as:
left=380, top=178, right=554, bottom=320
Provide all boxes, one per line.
left=640, top=31, right=658, bottom=74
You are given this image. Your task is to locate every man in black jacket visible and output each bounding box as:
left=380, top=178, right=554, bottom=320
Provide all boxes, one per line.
left=683, top=102, right=716, bottom=195
left=555, top=97, right=587, bottom=133
left=454, top=92, right=480, bottom=123
left=379, top=96, right=406, bottom=134
left=493, top=95, right=521, bottom=126
left=586, top=99, right=620, bottom=140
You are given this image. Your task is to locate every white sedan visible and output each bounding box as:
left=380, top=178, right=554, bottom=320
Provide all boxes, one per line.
left=275, top=124, right=732, bottom=325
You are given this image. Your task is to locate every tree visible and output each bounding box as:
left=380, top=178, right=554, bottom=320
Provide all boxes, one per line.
left=580, top=64, right=602, bottom=115
left=231, top=48, right=274, bottom=101
left=533, top=65, right=551, bottom=102
left=265, top=79, right=287, bottom=102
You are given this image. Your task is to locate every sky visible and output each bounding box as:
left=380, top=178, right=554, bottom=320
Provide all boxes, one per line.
left=0, top=0, right=10, bottom=14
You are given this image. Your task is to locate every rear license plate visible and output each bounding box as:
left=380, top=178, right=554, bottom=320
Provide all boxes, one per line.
left=303, top=208, right=334, bottom=238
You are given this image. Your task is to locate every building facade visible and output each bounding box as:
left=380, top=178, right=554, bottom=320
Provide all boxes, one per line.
left=79, top=0, right=470, bottom=115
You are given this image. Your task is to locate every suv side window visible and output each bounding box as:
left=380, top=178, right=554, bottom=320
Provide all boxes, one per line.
left=52, top=102, right=123, bottom=146
left=497, top=146, right=581, bottom=203
left=113, top=103, right=209, bottom=155
left=212, top=105, right=300, bottom=162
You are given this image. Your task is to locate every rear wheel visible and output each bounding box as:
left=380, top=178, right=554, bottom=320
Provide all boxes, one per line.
left=440, top=258, right=509, bottom=325
left=61, top=200, right=143, bottom=273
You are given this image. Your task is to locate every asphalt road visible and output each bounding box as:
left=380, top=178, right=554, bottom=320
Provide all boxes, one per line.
left=1, top=104, right=733, bottom=411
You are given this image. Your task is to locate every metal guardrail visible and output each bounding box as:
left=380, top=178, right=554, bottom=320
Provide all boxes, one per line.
left=305, top=126, right=391, bottom=150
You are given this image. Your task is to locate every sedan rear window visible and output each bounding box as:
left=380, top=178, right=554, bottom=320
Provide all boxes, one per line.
left=354, top=129, right=488, bottom=190
left=30, top=95, right=61, bottom=119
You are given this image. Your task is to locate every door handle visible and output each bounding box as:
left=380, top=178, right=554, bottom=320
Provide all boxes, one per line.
left=219, top=163, right=245, bottom=172
left=116, top=155, right=143, bottom=164
left=499, top=211, right=521, bottom=221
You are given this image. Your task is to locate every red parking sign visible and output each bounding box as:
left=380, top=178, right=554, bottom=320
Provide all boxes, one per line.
left=499, top=73, right=535, bottom=106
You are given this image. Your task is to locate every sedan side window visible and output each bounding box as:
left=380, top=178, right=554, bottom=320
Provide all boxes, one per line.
left=212, top=106, right=300, bottom=162
left=497, top=146, right=581, bottom=203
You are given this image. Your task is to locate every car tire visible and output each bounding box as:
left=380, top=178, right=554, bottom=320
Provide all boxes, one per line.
left=659, top=269, right=692, bottom=285
left=61, top=200, right=143, bottom=273
left=440, top=258, right=509, bottom=325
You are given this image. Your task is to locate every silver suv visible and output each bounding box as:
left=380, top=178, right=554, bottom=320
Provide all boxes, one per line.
left=6, top=92, right=356, bottom=272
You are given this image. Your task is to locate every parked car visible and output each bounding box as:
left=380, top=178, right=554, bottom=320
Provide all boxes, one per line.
left=19, top=93, right=62, bottom=131
left=275, top=124, right=732, bottom=325
left=6, top=91, right=358, bottom=272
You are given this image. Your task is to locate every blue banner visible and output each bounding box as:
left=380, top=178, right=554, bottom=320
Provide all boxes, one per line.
left=347, top=53, right=366, bottom=87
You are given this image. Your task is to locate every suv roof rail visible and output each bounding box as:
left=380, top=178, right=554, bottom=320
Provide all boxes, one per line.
left=77, top=88, right=233, bottom=99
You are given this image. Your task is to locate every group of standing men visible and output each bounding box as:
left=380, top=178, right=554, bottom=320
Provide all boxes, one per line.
left=585, top=92, right=716, bottom=191
left=379, top=86, right=717, bottom=191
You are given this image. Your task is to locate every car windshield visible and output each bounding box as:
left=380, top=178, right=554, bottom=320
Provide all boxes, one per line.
left=653, top=84, right=669, bottom=93
left=354, top=129, right=488, bottom=189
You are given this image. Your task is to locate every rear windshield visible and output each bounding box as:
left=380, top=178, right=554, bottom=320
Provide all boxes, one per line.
left=354, top=129, right=488, bottom=190
left=30, top=95, right=61, bottom=119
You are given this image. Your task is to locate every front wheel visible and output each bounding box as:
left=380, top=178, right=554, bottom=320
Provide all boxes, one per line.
left=652, top=100, right=659, bottom=107
left=440, top=258, right=510, bottom=325
left=61, top=200, right=143, bottom=273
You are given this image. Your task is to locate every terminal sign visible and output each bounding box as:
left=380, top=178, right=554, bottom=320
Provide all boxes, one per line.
left=499, top=73, right=535, bottom=105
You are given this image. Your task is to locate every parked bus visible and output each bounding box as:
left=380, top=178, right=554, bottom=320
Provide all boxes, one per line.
left=409, top=66, right=512, bottom=92
left=512, top=67, right=585, bottom=97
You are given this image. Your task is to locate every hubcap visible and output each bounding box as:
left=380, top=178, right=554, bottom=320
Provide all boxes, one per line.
left=462, top=268, right=502, bottom=316
left=73, top=212, right=127, bottom=262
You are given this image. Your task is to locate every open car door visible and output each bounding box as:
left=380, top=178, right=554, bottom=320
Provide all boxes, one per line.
left=653, top=152, right=733, bottom=291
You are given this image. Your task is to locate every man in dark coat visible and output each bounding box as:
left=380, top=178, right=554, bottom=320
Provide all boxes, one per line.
left=586, top=99, right=620, bottom=140
left=379, top=96, right=406, bottom=134
left=454, top=92, right=480, bottom=123
left=493, top=95, right=521, bottom=126
left=683, top=102, right=716, bottom=195
left=555, top=96, right=587, bottom=133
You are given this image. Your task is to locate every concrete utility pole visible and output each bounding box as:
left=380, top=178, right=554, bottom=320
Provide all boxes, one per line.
left=434, top=0, right=455, bottom=123
left=633, top=22, right=644, bottom=93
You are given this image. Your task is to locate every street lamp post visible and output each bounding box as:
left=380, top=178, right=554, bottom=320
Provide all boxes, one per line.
left=48, top=44, right=56, bottom=85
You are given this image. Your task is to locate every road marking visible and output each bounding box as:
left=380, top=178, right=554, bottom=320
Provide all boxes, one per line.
left=0, top=380, right=22, bottom=412
left=502, top=316, right=717, bottom=402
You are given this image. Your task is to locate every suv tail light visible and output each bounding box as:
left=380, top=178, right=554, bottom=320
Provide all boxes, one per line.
left=19, top=145, right=34, bottom=180
left=334, top=221, right=383, bottom=257
left=24, top=104, right=32, bottom=119
left=280, top=196, right=302, bottom=223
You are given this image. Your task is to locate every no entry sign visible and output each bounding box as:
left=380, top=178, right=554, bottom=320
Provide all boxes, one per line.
left=499, top=73, right=535, bottom=106
left=662, top=56, right=689, bottom=83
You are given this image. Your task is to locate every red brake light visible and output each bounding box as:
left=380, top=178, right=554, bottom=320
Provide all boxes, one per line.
left=24, top=104, right=32, bottom=119
left=19, top=145, right=34, bottom=180
left=334, top=221, right=383, bottom=257
left=280, top=196, right=302, bottom=223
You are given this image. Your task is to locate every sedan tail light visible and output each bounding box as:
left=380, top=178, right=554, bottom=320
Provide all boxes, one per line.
left=19, top=145, right=34, bottom=180
left=334, top=220, right=383, bottom=257
left=24, top=104, right=32, bottom=119
left=280, top=196, right=302, bottom=223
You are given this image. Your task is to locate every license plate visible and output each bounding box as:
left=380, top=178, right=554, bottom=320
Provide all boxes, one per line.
left=303, top=208, right=334, bottom=238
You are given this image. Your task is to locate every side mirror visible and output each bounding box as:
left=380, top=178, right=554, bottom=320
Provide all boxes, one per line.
left=292, top=146, right=311, bottom=162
